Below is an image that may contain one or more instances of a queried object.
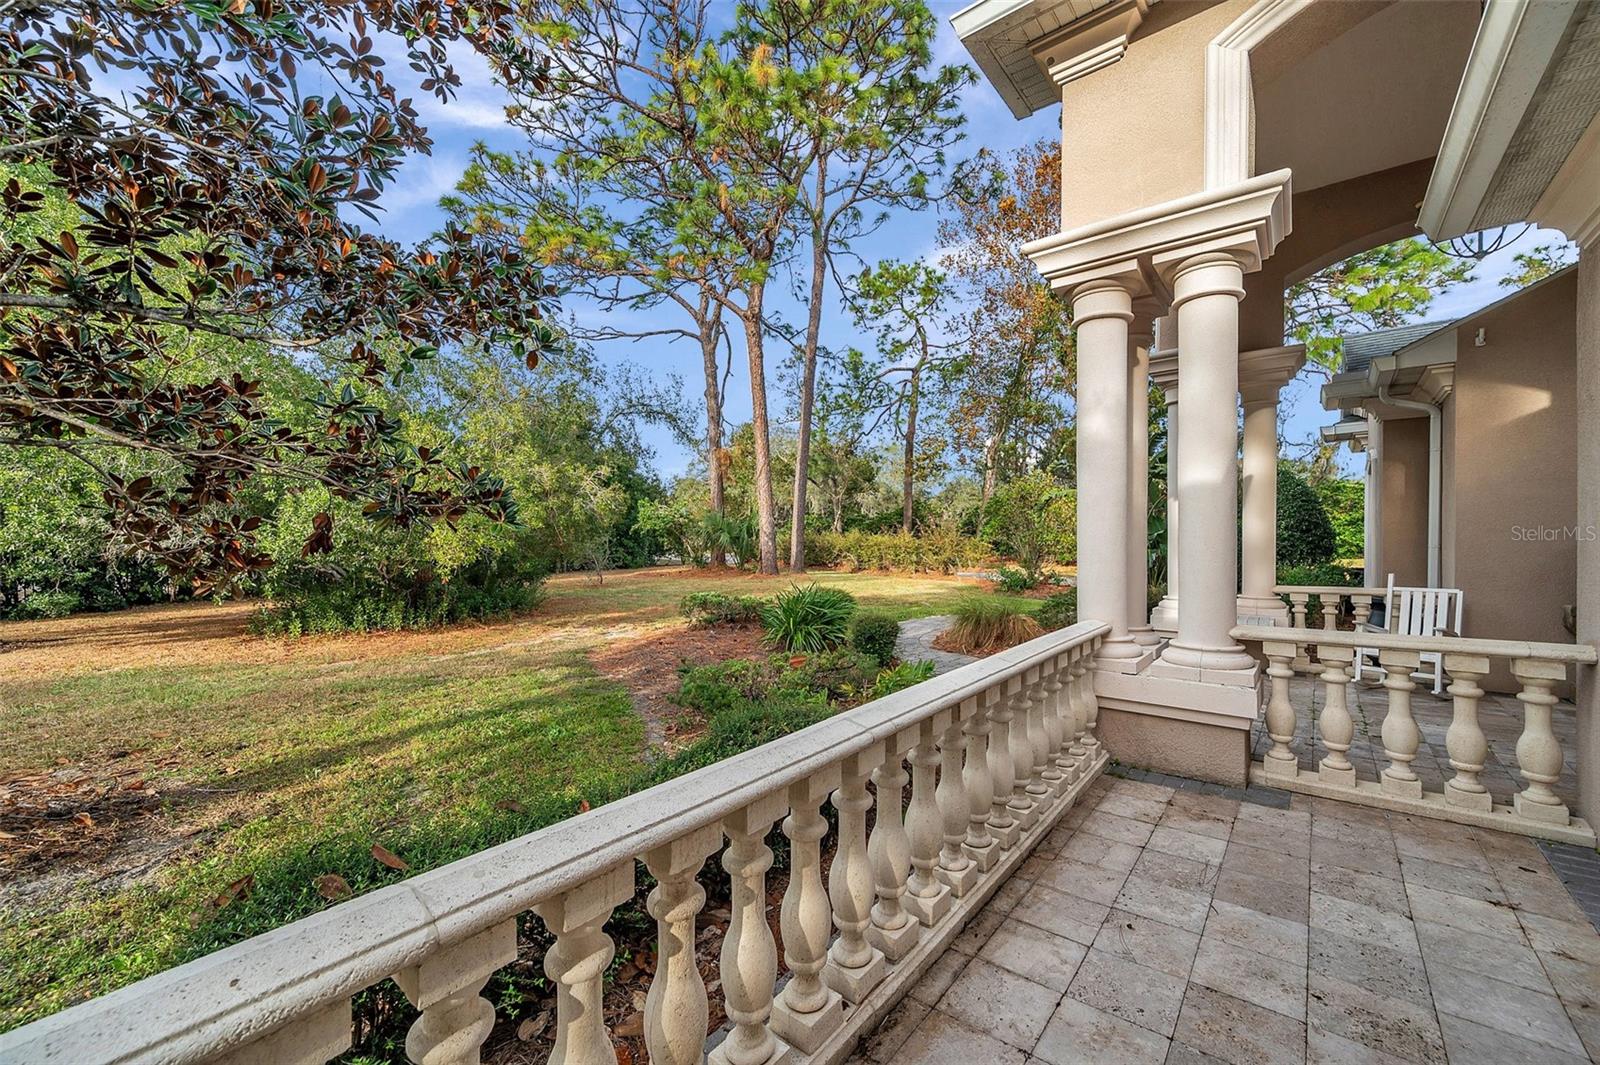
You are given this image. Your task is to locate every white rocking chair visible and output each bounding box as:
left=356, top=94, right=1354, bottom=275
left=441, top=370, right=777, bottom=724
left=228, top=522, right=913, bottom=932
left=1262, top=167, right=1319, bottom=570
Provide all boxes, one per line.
left=1353, top=575, right=1463, bottom=694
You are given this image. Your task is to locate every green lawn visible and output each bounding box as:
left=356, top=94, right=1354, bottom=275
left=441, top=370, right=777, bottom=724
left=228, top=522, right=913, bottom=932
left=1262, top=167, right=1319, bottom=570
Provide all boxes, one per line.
left=0, top=567, right=1032, bottom=1032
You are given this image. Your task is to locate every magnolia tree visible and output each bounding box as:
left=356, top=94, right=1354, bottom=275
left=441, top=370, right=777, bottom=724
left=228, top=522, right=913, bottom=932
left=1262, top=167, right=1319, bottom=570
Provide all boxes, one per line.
left=0, top=0, right=562, bottom=590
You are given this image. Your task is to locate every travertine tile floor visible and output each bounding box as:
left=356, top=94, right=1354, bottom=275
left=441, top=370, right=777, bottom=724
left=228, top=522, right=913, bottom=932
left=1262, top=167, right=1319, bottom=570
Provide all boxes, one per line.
left=854, top=775, right=1600, bottom=1065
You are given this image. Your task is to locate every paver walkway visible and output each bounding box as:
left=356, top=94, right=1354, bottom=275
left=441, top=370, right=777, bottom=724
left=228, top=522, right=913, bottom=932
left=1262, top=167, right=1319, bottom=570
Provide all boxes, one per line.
left=857, top=775, right=1600, bottom=1065
left=894, top=615, right=977, bottom=676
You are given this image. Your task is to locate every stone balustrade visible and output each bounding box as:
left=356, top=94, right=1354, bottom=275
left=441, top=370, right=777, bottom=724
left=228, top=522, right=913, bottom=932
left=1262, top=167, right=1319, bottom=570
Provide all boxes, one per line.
left=1271, top=585, right=1385, bottom=672
left=1232, top=624, right=1598, bottom=846
left=0, top=622, right=1112, bottom=1065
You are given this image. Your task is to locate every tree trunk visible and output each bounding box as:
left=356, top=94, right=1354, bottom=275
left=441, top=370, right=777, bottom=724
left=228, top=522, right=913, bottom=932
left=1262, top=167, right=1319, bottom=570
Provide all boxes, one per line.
left=742, top=291, right=780, bottom=575
left=902, top=366, right=921, bottom=534
left=699, top=314, right=727, bottom=567
left=789, top=197, right=828, bottom=573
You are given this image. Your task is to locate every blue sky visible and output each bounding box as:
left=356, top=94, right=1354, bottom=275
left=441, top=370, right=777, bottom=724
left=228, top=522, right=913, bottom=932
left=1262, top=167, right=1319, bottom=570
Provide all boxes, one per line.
left=363, top=5, right=1565, bottom=483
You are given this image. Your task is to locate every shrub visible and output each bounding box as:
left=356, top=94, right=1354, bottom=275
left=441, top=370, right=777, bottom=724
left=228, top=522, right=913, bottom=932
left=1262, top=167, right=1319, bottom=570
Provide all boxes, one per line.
left=1277, top=463, right=1337, bottom=565
left=850, top=612, right=900, bottom=667
left=983, top=473, right=1076, bottom=581
left=1276, top=562, right=1361, bottom=589
left=781, top=648, right=877, bottom=699
left=1036, top=589, right=1077, bottom=630
left=761, top=583, right=857, bottom=653
left=870, top=660, right=936, bottom=699
left=994, top=565, right=1033, bottom=593
left=16, top=589, right=82, bottom=619
left=1314, top=477, right=1365, bottom=560
left=652, top=689, right=835, bottom=776
left=943, top=595, right=1043, bottom=654
left=672, top=659, right=780, bottom=715
left=801, top=529, right=990, bottom=574
left=679, top=591, right=766, bottom=627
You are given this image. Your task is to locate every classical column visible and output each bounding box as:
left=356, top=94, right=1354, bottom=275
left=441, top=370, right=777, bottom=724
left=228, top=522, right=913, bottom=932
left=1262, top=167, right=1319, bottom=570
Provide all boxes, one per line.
left=1151, top=253, right=1256, bottom=680
left=1149, top=337, right=1179, bottom=633
left=1072, top=278, right=1140, bottom=662
left=1128, top=326, right=1159, bottom=647
left=1237, top=346, right=1304, bottom=622
left=1364, top=411, right=1384, bottom=584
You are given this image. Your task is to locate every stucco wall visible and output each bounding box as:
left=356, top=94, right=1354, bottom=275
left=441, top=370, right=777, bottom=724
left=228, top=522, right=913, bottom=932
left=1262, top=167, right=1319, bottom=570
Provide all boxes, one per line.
left=1058, top=0, right=1243, bottom=231
left=1378, top=416, right=1430, bottom=587
left=1450, top=271, right=1579, bottom=693
left=1576, top=254, right=1598, bottom=826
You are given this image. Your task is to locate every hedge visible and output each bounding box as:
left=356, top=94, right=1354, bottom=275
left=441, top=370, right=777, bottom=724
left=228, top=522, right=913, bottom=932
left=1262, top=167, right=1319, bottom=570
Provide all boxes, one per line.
left=802, top=529, right=991, bottom=573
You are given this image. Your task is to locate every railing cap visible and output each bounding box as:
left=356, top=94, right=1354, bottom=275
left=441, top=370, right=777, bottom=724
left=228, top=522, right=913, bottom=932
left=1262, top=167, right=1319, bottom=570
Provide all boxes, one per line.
left=1231, top=625, right=1598, bottom=666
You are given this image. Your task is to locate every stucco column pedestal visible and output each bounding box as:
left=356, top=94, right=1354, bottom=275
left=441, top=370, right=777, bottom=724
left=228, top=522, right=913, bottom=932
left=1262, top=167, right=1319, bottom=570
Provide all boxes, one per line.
left=1149, top=345, right=1179, bottom=633
left=1128, top=329, right=1160, bottom=648
left=1072, top=280, right=1149, bottom=670
left=1149, top=253, right=1258, bottom=685
left=1237, top=346, right=1305, bottom=623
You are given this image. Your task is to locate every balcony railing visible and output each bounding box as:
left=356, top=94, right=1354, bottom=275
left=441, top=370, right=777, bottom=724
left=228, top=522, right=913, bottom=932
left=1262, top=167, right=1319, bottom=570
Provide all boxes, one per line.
left=1232, top=624, right=1597, bottom=846
left=0, top=622, right=1111, bottom=1065
left=1273, top=583, right=1384, bottom=631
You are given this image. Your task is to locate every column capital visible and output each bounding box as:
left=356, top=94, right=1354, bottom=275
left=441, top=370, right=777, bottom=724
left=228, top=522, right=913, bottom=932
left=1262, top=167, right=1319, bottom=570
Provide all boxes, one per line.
left=1024, top=169, right=1292, bottom=307
left=1239, top=344, right=1307, bottom=404
left=1149, top=348, right=1179, bottom=402
left=1071, top=278, right=1135, bottom=325
left=1170, top=252, right=1246, bottom=310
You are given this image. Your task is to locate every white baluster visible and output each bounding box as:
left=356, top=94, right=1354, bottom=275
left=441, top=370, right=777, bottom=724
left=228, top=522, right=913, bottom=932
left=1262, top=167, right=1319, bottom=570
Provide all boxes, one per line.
left=1040, top=658, right=1068, bottom=796
left=396, top=921, right=517, bottom=1065
left=905, top=715, right=954, bottom=922
left=986, top=682, right=1021, bottom=848
left=644, top=826, right=722, bottom=1065
left=1513, top=657, right=1572, bottom=826
left=935, top=703, right=979, bottom=895
left=1351, top=594, right=1373, bottom=630
left=825, top=747, right=888, bottom=1003
left=212, top=1002, right=352, bottom=1065
left=1316, top=645, right=1356, bottom=787
left=954, top=693, right=996, bottom=879
left=1078, top=641, right=1103, bottom=760
left=1443, top=653, right=1493, bottom=812
left=1260, top=640, right=1299, bottom=778
left=708, top=798, right=791, bottom=1065
left=1378, top=647, right=1423, bottom=798
left=1007, top=673, right=1039, bottom=829
left=771, top=772, right=844, bottom=1053
left=867, top=732, right=919, bottom=960
left=1024, top=666, right=1055, bottom=810
left=1062, top=647, right=1087, bottom=783
left=532, top=868, right=633, bottom=1065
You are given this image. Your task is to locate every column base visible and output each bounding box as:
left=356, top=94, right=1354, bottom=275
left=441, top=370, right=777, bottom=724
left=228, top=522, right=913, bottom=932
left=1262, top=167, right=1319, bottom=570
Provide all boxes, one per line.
left=1150, top=596, right=1179, bottom=634
left=823, top=950, right=886, bottom=1005
left=1147, top=654, right=1259, bottom=687
left=904, top=885, right=954, bottom=925
left=1092, top=670, right=1259, bottom=787
left=1094, top=644, right=1160, bottom=674
left=1131, top=624, right=1162, bottom=648
left=867, top=915, right=921, bottom=961
left=1235, top=595, right=1289, bottom=624
left=770, top=991, right=845, bottom=1054
left=937, top=858, right=983, bottom=895
left=709, top=1036, right=795, bottom=1065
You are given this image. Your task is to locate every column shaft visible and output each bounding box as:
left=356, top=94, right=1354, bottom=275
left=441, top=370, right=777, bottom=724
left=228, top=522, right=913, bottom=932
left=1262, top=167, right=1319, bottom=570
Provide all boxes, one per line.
left=1127, top=338, right=1157, bottom=645
left=1072, top=280, right=1139, bottom=660
left=1239, top=394, right=1280, bottom=609
left=1156, top=254, right=1255, bottom=676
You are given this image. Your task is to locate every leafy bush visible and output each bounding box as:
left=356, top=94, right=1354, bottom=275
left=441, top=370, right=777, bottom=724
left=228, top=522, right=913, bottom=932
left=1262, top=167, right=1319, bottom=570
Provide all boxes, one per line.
left=1276, top=463, right=1337, bottom=566
left=983, top=473, right=1076, bottom=581
left=1276, top=562, right=1362, bottom=589
left=15, top=589, right=82, bottom=619
left=1036, top=589, right=1077, bottom=630
left=1314, top=477, right=1365, bottom=560
left=870, top=660, right=936, bottom=698
left=700, top=511, right=759, bottom=568
left=252, top=569, right=546, bottom=636
left=782, top=648, right=877, bottom=700
left=943, top=595, right=1043, bottom=653
left=652, top=689, right=835, bottom=776
left=761, top=583, right=857, bottom=653
left=802, top=528, right=990, bottom=573
left=850, top=612, right=900, bottom=666
left=994, top=565, right=1033, bottom=593
left=672, top=658, right=782, bottom=716
left=679, top=591, right=766, bottom=627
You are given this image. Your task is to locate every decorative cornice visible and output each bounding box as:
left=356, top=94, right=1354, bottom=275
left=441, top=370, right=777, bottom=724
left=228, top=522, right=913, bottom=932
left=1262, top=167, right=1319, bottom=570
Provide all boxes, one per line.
left=1413, top=363, right=1456, bottom=406
left=1022, top=169, right=1293, bottom=305
left=1203, top=0, right=1313, bottom=188
left=1032, top=0, right=1148, bottom=88
left=1149, top=349, right=1179, bottom=400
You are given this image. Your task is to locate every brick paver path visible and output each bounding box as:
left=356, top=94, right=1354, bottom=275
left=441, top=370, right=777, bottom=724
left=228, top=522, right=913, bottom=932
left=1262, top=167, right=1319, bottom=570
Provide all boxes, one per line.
left=856, top=776, right=1600, bottom=1065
